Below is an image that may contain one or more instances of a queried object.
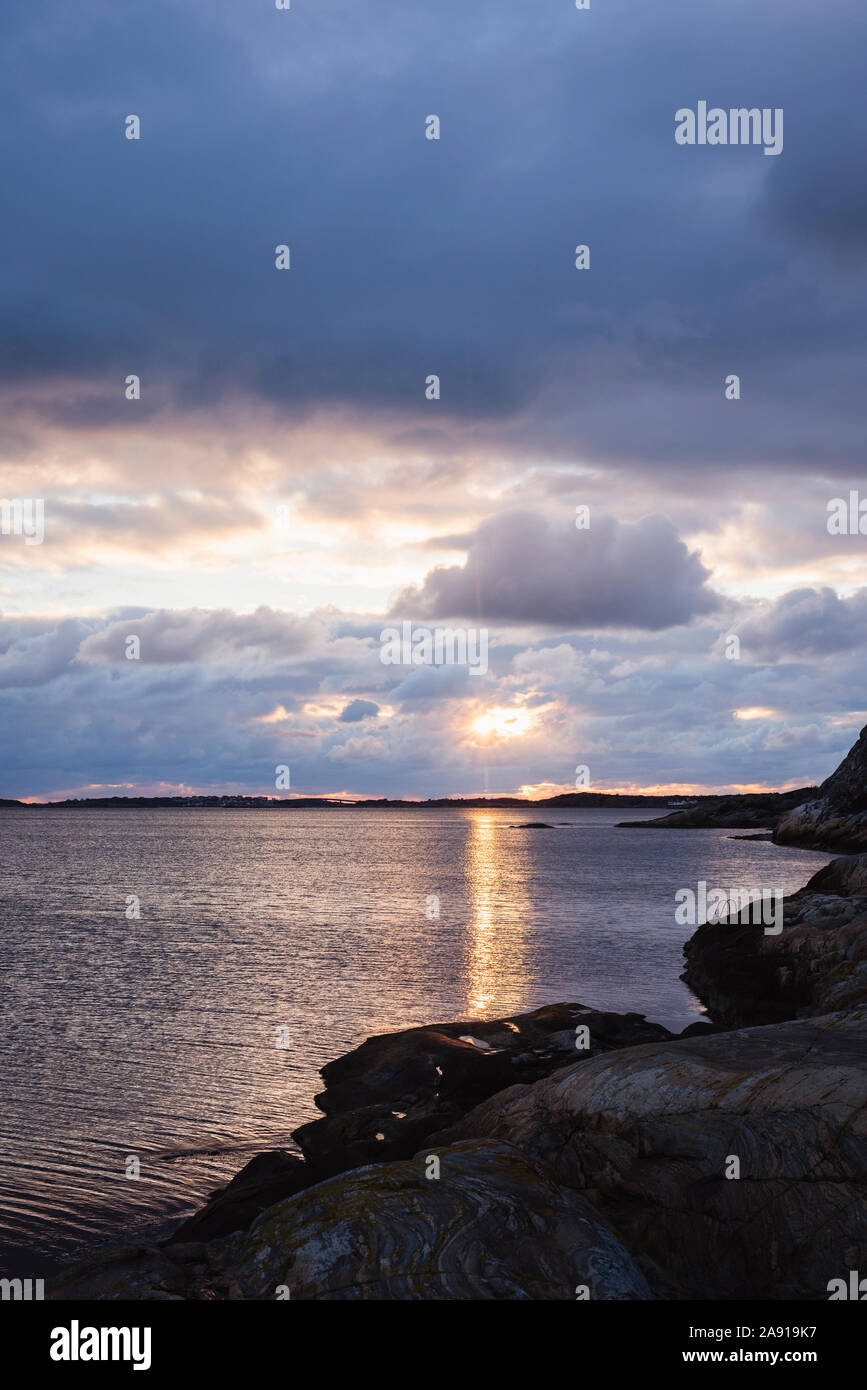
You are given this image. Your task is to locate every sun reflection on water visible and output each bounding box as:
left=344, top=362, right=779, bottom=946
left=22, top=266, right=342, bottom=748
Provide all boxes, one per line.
left=462, top=813, right=531, bottom=1016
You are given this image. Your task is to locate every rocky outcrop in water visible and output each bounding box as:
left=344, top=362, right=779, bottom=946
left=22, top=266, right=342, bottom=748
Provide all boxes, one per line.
left=682, top=853, right=867, bottom=1027
left=168, top=1003, right=677, bottom=1244
left=618, top=786, right=814, bottom=830
left=292, top=1003, right=673, bottom=1168
left=51, top=1004, right=866, bottom=1302
left=775, top=725, right=867, bottom=852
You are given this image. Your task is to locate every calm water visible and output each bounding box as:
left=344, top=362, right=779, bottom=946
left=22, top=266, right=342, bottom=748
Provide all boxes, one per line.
left=0, top=806, right=830, bottom=1274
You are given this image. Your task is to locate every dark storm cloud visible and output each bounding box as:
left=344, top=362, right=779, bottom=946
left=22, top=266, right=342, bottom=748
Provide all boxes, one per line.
left=392, top=511, right=720, bottom=629
left=2, top=1, right=867, bottom=468
left=762, top=144, right=867, bottom=263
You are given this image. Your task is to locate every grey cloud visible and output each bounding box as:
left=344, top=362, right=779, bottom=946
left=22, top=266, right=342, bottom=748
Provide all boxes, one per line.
left=52, top=493, right=263, bottom=537
left=2, top=1, right=867, bottom=472
left=0, top=493, right=268, bottom=566
left=326, top=735, right=388, bottom=763
left=338, top=698, right=380, bottom=723
left=0, top=617, right=96, bottom=690
left=389, top=663, right=475, bottom=706
left=416, top=532, right=473, bottom=552
left=77, top=607, right=319, bottom=666
left=739, top=587, right=867, bottom=661
left=392, top=511, right=720, bottom=630
left=0, top=598, right=866, bottom=799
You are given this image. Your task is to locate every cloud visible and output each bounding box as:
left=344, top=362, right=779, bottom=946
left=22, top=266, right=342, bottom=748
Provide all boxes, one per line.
left=77, top=607, right=319, bottom=666
left=0, top=596, right=866, bottom=800
left=0, top=617, right=97, bottom=690
left=2, top=2, right=867, bottom=800
left=326, top=735, right=387, bottom=763
left=391, top=511, right=720, bottom=630
left=338, top=698, right=380, bottom=723
left=739, top=587, right=867, bottom=660
left=1, top=0, right=867, bottom=474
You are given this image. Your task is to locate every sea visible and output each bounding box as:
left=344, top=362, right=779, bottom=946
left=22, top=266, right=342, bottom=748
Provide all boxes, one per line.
left=0, top=805, right=831, bottom=1274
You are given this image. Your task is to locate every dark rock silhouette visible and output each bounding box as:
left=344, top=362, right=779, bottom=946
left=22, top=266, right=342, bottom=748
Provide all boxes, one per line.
left=619, top=786, right=814, bottom=830
left=168, top=1003, right=673, bottom=1244
left=775, top=724, right=867, bottom=852
left=683, top=853, right=867, bottom=1027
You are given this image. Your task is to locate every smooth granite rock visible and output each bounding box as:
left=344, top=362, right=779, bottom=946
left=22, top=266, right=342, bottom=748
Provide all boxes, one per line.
left=438, top=1009, right=867, bottom=1301
left=51, top=1141, right=652, bottom=1301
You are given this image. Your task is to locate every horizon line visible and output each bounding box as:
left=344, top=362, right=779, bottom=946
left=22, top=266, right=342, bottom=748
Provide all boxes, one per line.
left=5, top=783, right=816, bottom=808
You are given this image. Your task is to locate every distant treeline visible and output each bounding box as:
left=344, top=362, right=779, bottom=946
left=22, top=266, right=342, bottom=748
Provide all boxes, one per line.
left=1, top=791, right=730, bottom=809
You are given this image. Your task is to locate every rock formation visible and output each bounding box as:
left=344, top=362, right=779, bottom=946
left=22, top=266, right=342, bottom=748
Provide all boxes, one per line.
left=51, top=999, right=866, bottom=1301
left=169, top=1003, right=676, bottom=1244
left=438, top=1008, right=867, bottom=1301
left=775, top=724, right=867, bottom=852
left=682, top=853, right=867, bottom=1026
left=618, top=786, right=814, bottom=830
left=54, top=1141, right=652, bottom=1301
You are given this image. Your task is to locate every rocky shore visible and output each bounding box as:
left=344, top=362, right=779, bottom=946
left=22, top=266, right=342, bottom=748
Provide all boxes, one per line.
left=49, top=733, right=867, bottom=1301
left=617, top=785, right=815, bottom=830
left=774, top=724, right=867, bottom=853
left=682, top=852, right=867, bottom=1027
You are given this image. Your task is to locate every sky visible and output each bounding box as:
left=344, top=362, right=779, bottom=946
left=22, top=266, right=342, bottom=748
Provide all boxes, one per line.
left=1, top=0, right=866, bottom=800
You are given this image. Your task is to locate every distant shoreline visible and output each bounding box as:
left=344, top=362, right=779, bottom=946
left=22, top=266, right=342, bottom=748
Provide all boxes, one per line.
left=0, top=791, right=768, bottom=810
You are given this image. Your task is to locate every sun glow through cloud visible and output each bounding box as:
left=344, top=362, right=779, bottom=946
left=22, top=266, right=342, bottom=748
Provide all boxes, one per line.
left=471, top=707, right=536, bottom=740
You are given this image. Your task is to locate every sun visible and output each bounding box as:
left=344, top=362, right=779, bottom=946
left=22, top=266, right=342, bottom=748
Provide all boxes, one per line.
left=471, top=707, right=535, bottom=740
